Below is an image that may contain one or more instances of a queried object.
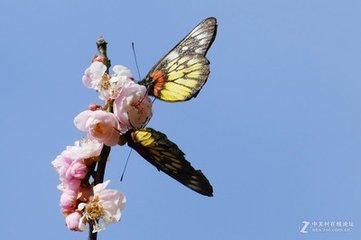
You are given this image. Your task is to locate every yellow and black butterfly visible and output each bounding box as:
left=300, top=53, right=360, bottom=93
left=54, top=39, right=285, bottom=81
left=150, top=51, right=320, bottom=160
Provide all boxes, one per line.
left=124, top=17, right=217, bottom=196
left=138, top=17, right=217, bottom=102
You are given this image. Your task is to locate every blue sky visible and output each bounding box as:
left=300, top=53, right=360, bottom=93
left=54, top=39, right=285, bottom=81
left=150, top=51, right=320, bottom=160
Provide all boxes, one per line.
left=1, top=0, right=361, bottom=239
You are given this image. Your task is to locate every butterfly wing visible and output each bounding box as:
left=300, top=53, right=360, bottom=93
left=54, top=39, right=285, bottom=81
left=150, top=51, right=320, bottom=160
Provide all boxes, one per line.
left=139, top=17, right=217, bottom=102
left=125, top=128, right=213, bottom=196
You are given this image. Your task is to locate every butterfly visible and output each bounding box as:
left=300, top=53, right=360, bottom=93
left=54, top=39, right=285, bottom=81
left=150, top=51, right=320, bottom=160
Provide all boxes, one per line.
left=125, top=17, right=217, bottom=196
left=138, top=17, right=217, bottom=102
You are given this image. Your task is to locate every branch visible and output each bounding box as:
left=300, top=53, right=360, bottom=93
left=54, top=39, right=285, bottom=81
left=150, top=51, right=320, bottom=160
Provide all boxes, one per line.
left=88, top=37, right=112, bottom=240
left=96, top=37, right=111, bottom=73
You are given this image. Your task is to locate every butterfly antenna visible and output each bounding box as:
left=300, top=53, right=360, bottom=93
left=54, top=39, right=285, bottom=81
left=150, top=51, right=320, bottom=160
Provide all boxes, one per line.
left=132, top=42, right=142, bottom=80
left=131, top=42, right=152, bottom=105
left=120, top=148, right=133, bottom=181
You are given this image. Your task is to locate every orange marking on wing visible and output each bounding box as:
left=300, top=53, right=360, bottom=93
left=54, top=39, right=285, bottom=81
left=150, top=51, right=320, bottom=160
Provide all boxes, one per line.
left=150, top=70, right=165, bottom=97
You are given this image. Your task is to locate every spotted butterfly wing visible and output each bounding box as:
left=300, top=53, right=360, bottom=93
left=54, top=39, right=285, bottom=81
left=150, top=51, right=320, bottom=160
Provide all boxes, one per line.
left=138, top=17, right=217, bottom=102
left=125, top=128, right=213, bottom=196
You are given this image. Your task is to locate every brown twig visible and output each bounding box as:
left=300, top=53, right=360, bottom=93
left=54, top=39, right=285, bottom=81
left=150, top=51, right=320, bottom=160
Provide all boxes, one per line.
left=88, top=37, right=112, bottom=240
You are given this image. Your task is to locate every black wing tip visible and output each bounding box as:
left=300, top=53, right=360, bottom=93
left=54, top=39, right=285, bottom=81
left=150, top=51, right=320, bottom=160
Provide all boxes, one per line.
left=205, top=17, right=217, bottom=24
left=198, top=187, right=214, bottom=197
left=205, top=192, right=214, bottom=197
left=199, top=16, right=217, bottom=31
left=189, top=170, right=214, bottom=197
left=201, top=16, right=216, bottom=21
left=203, top=18, right=217, bottom=56
left=185, top=180, right=214, bottom=197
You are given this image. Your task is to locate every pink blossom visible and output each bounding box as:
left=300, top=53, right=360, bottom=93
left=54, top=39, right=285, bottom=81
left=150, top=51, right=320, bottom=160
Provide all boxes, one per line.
left=66, top=159, right=88, bottom=180
left=113, top=81, right=152, bottom=131
left=94, top=180, right=126, bottom=225
left=112, top=65, right=133, bottom=82
left=82, top=61, right=107, bottom=89
left=65, top=212, right=83, bottom=232
left=52, top=138, right=103, bottom=219
left=52, top=151, right=88, bottom=190
left=61, top=138, right=103, bottom=161
left=74, top=110, right=121, bottom=146
left=99, top=65, right=134, bottom=100
left=79, top=180, right=126, bottom=233
left=61, top=178, right=81, bottom=192
left=60, top=189, right=77, bottom=213
left=52, top=155, right=72, bottom=181
left=82, top=62, right=134, bottom=100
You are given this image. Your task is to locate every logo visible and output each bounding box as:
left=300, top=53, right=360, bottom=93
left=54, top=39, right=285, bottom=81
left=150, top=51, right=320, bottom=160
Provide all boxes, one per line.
left=300, top=221, right=310, bottom=233
left=299, top=220, right=354, bottom=234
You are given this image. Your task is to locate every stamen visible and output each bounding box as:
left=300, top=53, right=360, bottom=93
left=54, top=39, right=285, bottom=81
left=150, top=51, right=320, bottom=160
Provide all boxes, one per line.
left=101, top=74, right=111, bottom=90
left=85, top=197, right=103, bottom=221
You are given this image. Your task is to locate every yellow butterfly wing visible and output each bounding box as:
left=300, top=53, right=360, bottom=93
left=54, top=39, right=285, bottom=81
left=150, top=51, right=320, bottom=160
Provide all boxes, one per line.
left=125, top=128, right=213, bottom=196
left=139, top=17, right=217, bottom=102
